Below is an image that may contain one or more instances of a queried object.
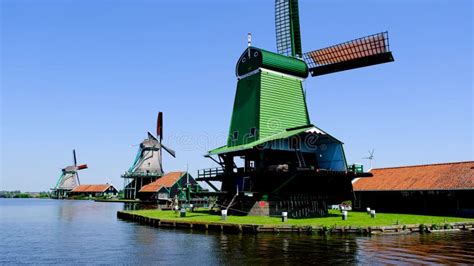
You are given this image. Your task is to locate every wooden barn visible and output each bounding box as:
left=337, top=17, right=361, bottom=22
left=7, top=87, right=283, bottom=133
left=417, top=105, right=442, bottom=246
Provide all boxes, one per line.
left=353, top=161, right=474, bottom=217
left=69, top=184, right=118, bottom=198
left=138, top=172, right=202, bottom=204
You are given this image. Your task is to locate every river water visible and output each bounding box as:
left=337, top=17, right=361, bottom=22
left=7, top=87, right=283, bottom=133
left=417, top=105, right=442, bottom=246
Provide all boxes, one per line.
left=1, top=199, right=473, bottom=265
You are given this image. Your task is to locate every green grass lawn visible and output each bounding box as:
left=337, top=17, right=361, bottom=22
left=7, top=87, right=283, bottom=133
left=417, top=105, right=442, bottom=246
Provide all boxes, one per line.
left=125, top=209, right=474, bottom=227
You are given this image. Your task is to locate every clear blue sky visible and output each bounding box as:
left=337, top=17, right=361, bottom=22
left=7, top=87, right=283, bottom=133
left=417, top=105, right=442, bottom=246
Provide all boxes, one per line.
left=1, top=0, right=472, bottom=191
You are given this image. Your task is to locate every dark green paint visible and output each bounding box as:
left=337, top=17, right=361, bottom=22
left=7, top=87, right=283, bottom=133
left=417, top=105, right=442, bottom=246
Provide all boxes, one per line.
left=236, top=47, right=308, bottom=78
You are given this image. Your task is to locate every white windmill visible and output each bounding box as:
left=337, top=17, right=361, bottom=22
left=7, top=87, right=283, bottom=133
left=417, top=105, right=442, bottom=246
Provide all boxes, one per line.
left=362, top=149, right=375, bottom=170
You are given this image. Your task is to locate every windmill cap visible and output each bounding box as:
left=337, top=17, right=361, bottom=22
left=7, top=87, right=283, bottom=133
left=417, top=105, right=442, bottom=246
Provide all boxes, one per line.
left=236, top=47, right=308, bottom=79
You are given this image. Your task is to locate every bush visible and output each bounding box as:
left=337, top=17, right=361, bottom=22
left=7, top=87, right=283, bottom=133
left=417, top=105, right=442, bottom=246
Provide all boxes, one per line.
left=321, top=226, right=332, bottom=235
left=39, top=193, right=50, bottom=198
left=419, top=224, right=428, bottom=233
left=341, top=200, right=352, bottom=207
left=443, top=223, right=453, bottom=230
left=14, top=193, right=31, bottom=198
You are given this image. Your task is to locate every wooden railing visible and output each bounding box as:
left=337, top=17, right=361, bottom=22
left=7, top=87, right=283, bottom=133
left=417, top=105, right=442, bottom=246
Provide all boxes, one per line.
left=198, top=167, right=224, bottom=179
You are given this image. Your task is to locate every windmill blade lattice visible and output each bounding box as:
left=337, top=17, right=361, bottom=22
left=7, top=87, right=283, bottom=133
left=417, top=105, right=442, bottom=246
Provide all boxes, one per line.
left=303, top=32, right=394, bottom=77
left=275, top=0, right=302, bottom=58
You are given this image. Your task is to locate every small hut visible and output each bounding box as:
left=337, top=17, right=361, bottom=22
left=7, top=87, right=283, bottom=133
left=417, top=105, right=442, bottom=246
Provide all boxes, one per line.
left=138, top=172, right=204, bottom=206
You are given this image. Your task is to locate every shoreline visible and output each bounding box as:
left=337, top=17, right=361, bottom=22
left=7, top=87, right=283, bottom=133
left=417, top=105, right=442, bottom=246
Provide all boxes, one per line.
left=117, top=210, right=474, bottom=235
left=94, top=199, right=140, bottom=203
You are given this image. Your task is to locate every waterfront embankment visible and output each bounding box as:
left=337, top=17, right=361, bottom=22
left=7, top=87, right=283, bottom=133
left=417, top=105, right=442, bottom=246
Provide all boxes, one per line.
left=94, top=199, right=140, bottom=203
left=117, top=209, right=474, bottom=235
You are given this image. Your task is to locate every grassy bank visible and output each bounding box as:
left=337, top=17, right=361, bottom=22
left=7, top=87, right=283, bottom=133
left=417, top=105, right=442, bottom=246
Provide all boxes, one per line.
left=124, top=209, right=474, bottom=227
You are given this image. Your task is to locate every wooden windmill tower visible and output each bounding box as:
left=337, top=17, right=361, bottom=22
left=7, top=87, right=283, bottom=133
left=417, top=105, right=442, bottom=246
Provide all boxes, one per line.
left=122, top=112, right=176, bottom=199
left=51, top=150, right=88, bottom=199
left=197, top=0, right=394, bottom=217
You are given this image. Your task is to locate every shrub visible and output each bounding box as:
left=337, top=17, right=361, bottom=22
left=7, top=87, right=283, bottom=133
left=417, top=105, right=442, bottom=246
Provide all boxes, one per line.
left=321, top=225, right=333, bottom=235
left=341, top=200, right=352, bottom=208
left=443, top=223, right=453, bottom=230
left=419, top=224, right=428, bottom=233
left=14, top=193, right=31, bottom=198
left=39, top=192, right=50, bottom=198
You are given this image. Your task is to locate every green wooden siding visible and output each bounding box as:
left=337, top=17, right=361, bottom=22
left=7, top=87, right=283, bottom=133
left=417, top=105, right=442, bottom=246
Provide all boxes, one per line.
left=259, top=71, right=310, bottom=138
left=227, top=74, right=260, bottom=147
left=227, top=70, right=310, bottom=147
left=222, top=46, right=311, bottom=150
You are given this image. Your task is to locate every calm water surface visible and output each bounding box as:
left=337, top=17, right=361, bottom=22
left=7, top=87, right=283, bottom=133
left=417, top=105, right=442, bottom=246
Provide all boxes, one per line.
left=1, top=199, right=473, bottom=265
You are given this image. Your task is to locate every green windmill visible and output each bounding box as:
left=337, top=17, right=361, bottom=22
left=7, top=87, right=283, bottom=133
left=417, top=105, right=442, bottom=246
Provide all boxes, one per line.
left=197, top=0, right=394, bottom=217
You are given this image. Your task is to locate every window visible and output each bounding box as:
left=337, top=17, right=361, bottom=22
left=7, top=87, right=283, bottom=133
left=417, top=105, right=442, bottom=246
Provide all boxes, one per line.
left=232, top=131, right=239, bottom=141
left=249, top=128, right=257, bottom=137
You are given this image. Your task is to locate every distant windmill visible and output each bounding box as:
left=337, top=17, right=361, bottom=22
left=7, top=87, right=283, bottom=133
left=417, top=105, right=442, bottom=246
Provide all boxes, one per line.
left=362, top=149, right=375, bottom=170
left=122, top=112, right=176, bottom=199
left=52, top=149, right=88, bottom=199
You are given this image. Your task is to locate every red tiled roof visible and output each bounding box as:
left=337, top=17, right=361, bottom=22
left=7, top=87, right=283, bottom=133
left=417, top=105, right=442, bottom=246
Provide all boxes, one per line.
left=353, top=161, right=474, bottom=191
left=139, top=172, right=184, bottom=193
left=71, top=184, right=114, bottom=193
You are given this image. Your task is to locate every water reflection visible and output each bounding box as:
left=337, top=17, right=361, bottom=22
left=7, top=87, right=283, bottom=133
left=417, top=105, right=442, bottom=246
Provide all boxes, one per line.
left=208, top=233, right=362, bottom=264
left=356, top=234, right=474, bottom=264
left=1, top=199, right=473, bottom=265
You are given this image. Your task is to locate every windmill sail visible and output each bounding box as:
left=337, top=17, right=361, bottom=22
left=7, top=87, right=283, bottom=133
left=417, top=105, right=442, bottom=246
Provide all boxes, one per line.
left=160, top=143, right=176, bottom=158
left=72, top=149, right=80, bottom=184
left=73, top=149, right=77, bottom=166
left=157, top=112, right=163, bottom=141
left=303, top=32, right=394, bottom=76
left=275, top=0, right=302, bottom=58
left=147, top=131, right=176, bottom=158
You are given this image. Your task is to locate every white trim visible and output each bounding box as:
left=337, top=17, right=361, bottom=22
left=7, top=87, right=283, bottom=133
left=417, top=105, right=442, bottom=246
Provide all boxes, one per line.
left=305, top=127, right=326, bottom=135
left=260, top=68, right=306, bottom=81
left=238, top=67, right=306, bottom=81
left=238, top=68, right=261, bottom=80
